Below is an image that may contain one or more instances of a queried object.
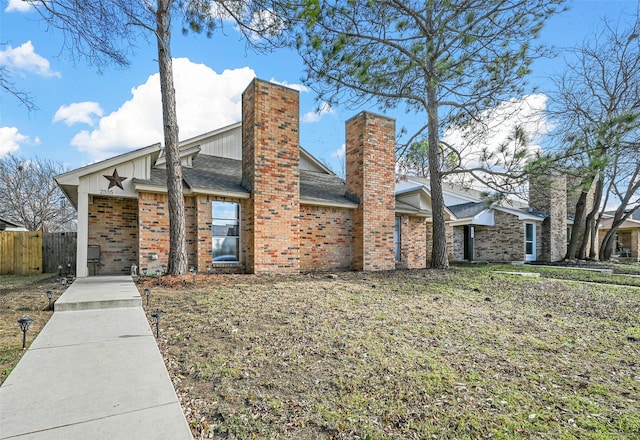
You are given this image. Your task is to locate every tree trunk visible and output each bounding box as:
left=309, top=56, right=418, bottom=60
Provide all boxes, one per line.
left=156, top=0, right=188, bottom=275
left=565, top=188, right=588, bottom=260
left=426, top=89, right=449, bottom=268
left=600, top=228, right=617, bottom=261
left=587, top=175, right=604, bottom=260
left=599, top=206, right=634, bottom=261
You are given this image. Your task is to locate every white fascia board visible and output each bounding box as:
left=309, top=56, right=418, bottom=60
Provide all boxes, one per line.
left=190, top=187, right=250, bottom=199
left=300, top=198, right=358, bottom=209
left=55, top=143, right=162, bottom=186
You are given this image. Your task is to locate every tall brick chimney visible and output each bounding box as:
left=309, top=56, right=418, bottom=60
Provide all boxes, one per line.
left=529, top=172, right=567, bottom=262
left=345, top=112, right=396, bottom=271
left=242, top=79, right=300, bottom=273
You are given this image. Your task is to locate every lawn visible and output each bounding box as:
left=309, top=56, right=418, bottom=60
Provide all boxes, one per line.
left=139, top=267, right=640, bottom=439
left=0, top=273, right=63, bottom=384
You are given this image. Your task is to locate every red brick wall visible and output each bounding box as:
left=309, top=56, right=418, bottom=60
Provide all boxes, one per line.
left=88, top=196, right=138, bottom=275
left=138, top=192, right=169, bottom=274
left=138, top=192, right=198, bottom=273
left=345, top=112, right=396, bottom=271
left=242, top=79, right=300, bottom=273
left=397, top=215, right=428, bottom=269
left=300, top=205, right=353, bottom=271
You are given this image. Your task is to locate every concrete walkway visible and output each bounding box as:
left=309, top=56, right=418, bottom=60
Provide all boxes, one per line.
left=0, top=276, right=192, bottom=440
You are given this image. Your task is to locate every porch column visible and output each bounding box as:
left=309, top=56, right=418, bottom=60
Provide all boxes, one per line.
left=76, top=191, right=89, bottom=277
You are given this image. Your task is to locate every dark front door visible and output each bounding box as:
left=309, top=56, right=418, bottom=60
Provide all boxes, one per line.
left=464, top=225, right=474, bottom=261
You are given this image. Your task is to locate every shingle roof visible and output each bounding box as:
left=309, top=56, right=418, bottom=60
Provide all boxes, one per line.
left=299, top=170, right=356, bottom=206
left=136, top=154, right=355, bottom=206
left=185, top=155, right=247, bottom=194
left=448, top=202, right=488, bottom=219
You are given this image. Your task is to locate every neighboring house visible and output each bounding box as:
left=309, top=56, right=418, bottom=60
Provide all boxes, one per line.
left=0, top=217, right=28, bottom=231
left=598, top=215, right=640, bottom=261
left=56, top=79, right=437, bottom=277
left=398, top=177, right=547, bottom=263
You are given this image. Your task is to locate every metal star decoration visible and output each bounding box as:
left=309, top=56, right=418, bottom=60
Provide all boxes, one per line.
left=103, top=169, right=127, bottom=190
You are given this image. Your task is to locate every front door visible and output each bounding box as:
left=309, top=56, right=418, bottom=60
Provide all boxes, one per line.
left=525, top=223, right=536, bottom=261
left=463, top=225, right=474, bottom=261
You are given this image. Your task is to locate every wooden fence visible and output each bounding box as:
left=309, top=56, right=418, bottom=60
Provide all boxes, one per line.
left=43, top=232, right=77, bottom=274
left=0, top=231, right=77, bottom=275
left=0, top=231, right=43, bottom=275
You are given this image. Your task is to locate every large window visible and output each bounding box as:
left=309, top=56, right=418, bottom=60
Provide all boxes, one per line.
left=212, top=201, right=239, bottom=262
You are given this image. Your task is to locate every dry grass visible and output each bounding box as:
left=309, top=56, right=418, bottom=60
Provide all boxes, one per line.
left=139, top=267, right=640, bottom=439
left=0, top=273, right=65, bottom=384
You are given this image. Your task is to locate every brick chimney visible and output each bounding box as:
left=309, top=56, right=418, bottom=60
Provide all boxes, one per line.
left=345, top=111, right=396, bottom=271
left=242, top=79, right=300, bottom=273
left=529, top=172, right=567, bottom=262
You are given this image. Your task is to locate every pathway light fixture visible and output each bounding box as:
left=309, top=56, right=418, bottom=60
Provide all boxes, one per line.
left=144, top=288, right=151, bottom=307
left=151, top=311, right=163, bottom=338
left=190, top=267, right=197, bottom=284
left=45, top=289, right=55, bottom=311
left=17, top=316, right=33, bottom=349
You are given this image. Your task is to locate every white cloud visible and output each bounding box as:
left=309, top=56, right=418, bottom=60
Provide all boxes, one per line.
left=53, top=102, right=104, bottom=126
left=269, top=78, right=309, bottom=93
left=443, top=94, right=550, bottom=168
left=331, top=143, right=345, bottom=160
left=0, top=41, right=60, bottom=78
left=302, top=101, right=335, bottom=123
left=69, top=59, right=257, bottom=159
left=53, top=101, right=103, bottom=126
left=5, top=0, right=32, bottom=12
left=0, top=126, right=28, bottom=157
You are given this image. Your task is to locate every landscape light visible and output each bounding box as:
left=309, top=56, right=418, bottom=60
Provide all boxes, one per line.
left=142, top=267, right=148, bottom=277
left=190, top=267, right=197, bottom=284
left=17, top=316, right=33, bottom=350
left=144, top=288, right=151, bottom=307
left=45, top=289, right=55, bottom=311
left=151, top=311, right=163, bottom=338
left=61, top=277, right=67, bottom=287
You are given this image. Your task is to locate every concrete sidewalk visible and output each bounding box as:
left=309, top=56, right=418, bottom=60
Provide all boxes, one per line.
left=0, top=276, right=192, bottom=440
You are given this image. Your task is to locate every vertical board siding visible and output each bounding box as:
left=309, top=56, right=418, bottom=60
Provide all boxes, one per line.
left=0, top=231, right=43, bottom=275
left=42, top=232, right=77, bottom=274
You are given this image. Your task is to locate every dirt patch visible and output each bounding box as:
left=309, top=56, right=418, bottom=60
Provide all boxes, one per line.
left=0, top=274, right=68, bottom=384
left=140, top=268, right=640, bottom=439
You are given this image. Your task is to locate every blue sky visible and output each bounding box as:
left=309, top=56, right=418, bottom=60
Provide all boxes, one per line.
left=0, top=0, right=638, bottom=175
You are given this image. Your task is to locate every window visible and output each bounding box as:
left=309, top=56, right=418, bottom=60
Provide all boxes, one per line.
left=212, top=201, right=239, bottom=262
left=567, top=227, right=572, bottom=246
left=394, top=217, right=401, bottom=262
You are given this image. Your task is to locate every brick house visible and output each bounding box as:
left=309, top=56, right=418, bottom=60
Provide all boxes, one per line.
left=56, top=79, right=436, bottom=277
left=598, top=216, right=640, bottom=261
left=398, top=177, right=547, bottom=263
